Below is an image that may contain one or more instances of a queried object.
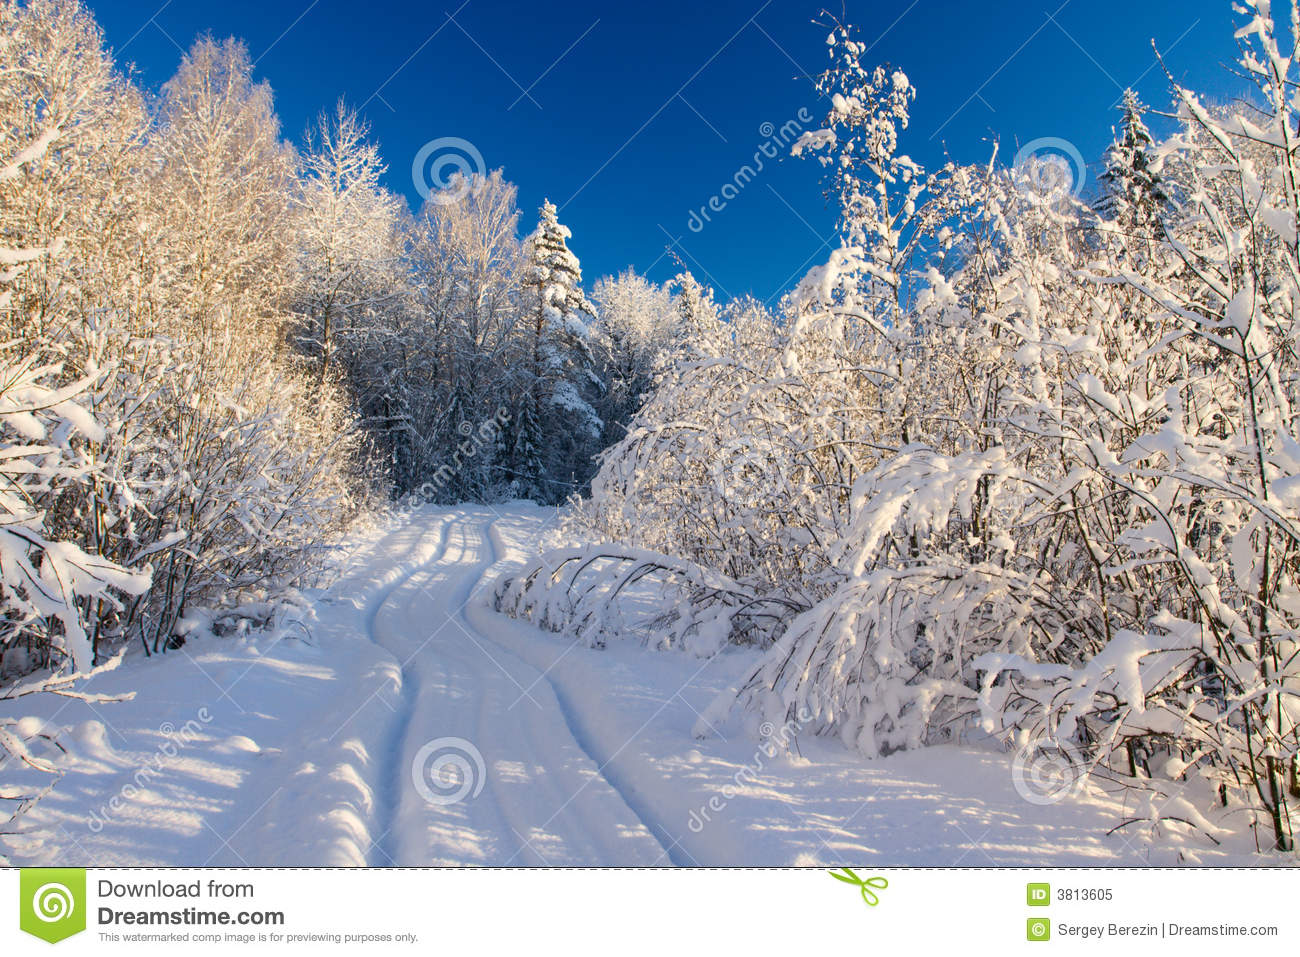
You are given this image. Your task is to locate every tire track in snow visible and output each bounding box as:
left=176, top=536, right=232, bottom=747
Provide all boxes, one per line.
left=360, top=508, right=670, bottom=865
left=465, top=515, right=681, bottom=864
left=466, top=515, right=638, bottom=864
left=513, top=649, right=688, bottom=865
left=371, top=513, right=521, bottom=864
left=361, top=514, right=454, bottom=866
left=384, top=512, right=576, bottom=865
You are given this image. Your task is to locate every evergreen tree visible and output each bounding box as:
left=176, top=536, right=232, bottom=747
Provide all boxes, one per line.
left=517, top=200, right=602, bottom=501
left=1096, top=90, right=1166, bottom=231
left=508, top=391, right=546, bottom=501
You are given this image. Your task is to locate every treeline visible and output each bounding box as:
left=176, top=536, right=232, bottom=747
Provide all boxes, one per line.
left=0, top=0, right=683, bottom=678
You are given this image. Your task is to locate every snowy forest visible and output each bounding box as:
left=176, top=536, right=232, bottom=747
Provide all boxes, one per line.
left=3, top=0, right=1300, bottom=865
left=1, top=0, right=685, bottom=672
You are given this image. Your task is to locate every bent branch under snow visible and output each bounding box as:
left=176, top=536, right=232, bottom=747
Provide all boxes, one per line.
left=494, top=545, right=803, bottom=654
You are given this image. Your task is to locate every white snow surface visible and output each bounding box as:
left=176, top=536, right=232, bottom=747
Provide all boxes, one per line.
left=0, top=505, right=1274, bottom=866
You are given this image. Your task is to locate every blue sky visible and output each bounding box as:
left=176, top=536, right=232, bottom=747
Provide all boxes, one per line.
left=87, top=0, right=1239, bottom=302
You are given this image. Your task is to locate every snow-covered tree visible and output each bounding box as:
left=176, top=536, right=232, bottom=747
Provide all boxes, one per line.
left=0, top=8, right=151, bottom=673
left=588, top=269, right=675, bottom=446
left=293, top=101, right=404, bottom=391
left=1096, top=89, right=1167, bottom=232
left=666, top=271, right=725, bottom=361
left=513, top=200, right=601, bottom=501
left=406, top=171, right=524, bottom=498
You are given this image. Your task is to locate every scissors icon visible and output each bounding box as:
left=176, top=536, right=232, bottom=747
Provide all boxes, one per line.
left=828, top=868, right=888, bottom=906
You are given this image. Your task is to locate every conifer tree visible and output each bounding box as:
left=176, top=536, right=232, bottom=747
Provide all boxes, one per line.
left=516, top=200, right=601, bottom=501
left=1096, top=90, right=1166, bottom=230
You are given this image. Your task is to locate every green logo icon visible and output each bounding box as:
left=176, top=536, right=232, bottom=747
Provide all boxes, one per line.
left=1027, top=917, right=1051, bottom=942
left=19, top=869, right=86, bottom=943
left=1027, top=882, right=1051, bottom=906
left=828, top=868, right=888, bottom=907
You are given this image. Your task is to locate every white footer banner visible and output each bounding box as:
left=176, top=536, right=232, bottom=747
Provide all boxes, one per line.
left=4, top=868, right=1294, bottom=953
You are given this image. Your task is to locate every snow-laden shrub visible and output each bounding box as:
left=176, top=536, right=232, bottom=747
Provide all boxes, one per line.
left=0, top=0, right=362, bottom=671
left=502, top=5, right=1300, bottom=853
left=495, top=544, right=797, bottom=654
left=0, top=343, right=152, bottom=671
left=737, top=5, right=1299, bottom=851
left=566, top=297, right=879, bottom=627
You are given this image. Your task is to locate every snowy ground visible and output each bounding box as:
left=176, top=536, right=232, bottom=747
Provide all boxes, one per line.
left=0, top=505, right=1275, bottom=866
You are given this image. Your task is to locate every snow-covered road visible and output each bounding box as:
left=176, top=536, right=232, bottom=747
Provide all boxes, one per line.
left=0, top=506, right=1257, bottom=866
left=359, top=509, right=668, bottom=865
